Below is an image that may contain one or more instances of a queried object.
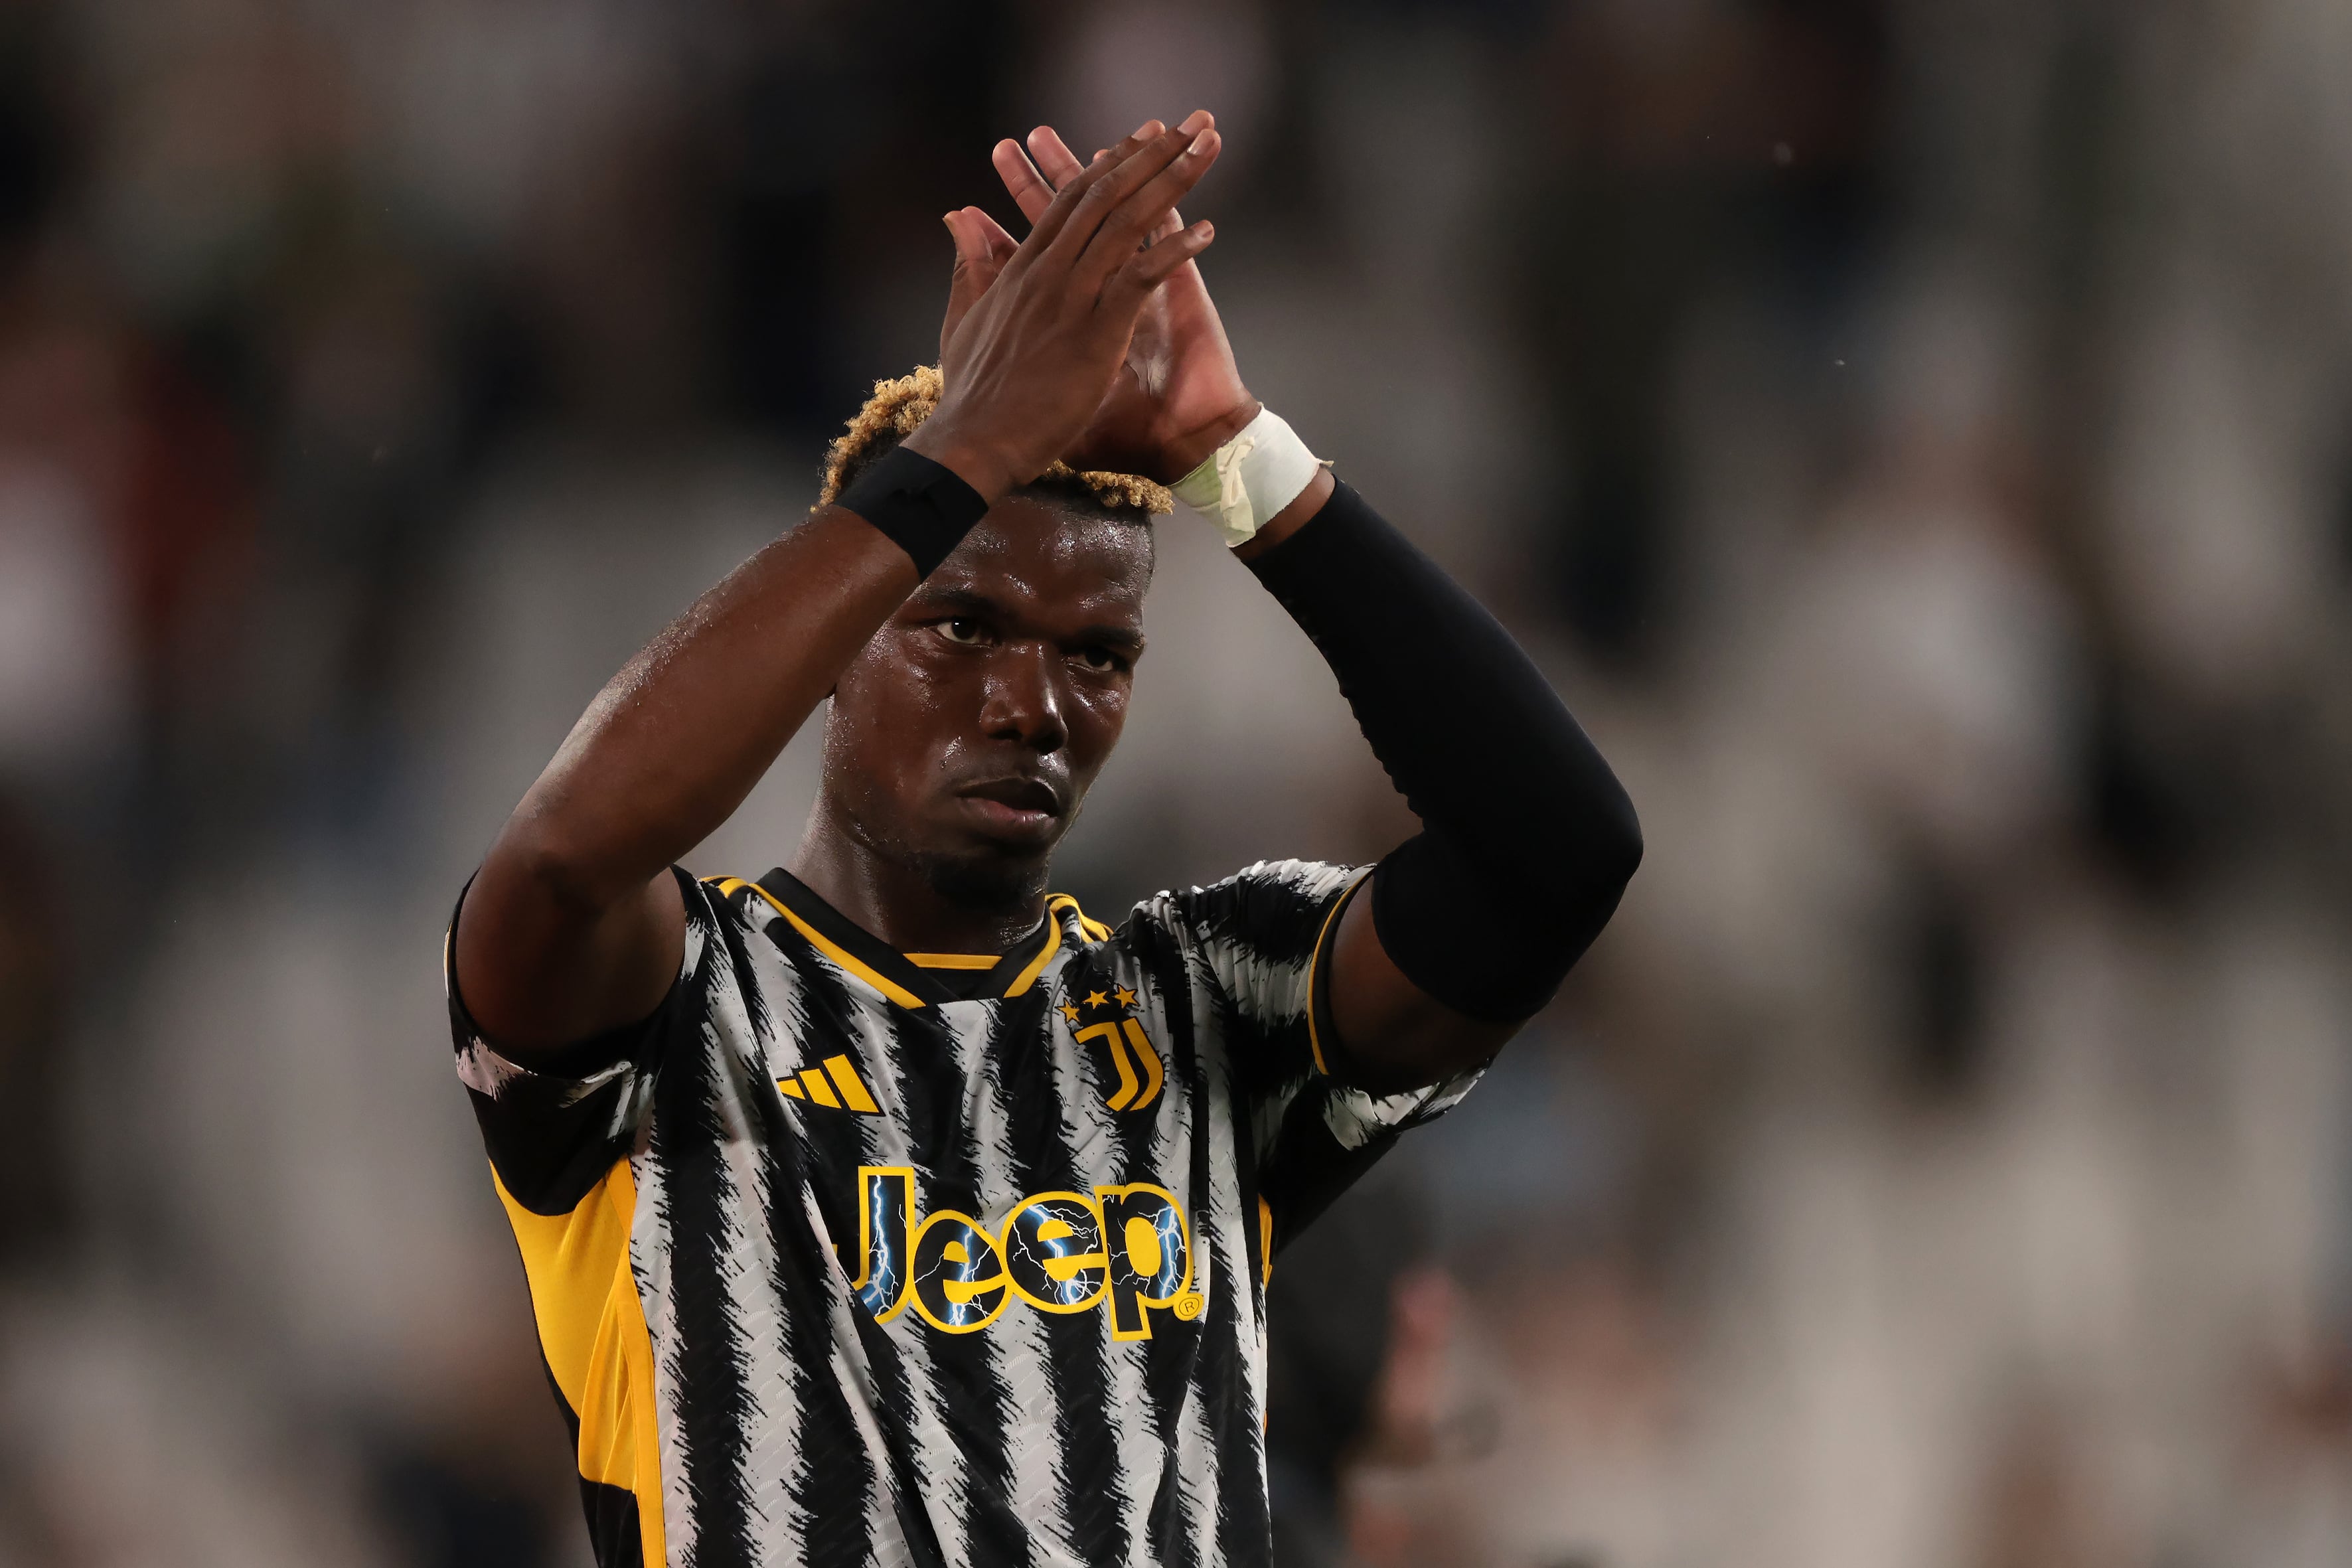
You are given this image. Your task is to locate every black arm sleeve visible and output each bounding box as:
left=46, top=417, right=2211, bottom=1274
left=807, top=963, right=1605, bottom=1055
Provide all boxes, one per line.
left=1247, top=480, right=1642, bottom=1022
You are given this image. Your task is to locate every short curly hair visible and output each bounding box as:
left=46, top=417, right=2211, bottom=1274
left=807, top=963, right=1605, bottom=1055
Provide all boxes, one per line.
left=819, top=364, right=1174, bottom=519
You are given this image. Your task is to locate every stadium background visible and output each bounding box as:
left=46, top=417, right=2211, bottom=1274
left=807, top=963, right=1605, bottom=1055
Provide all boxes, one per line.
left=1, top=1, right=2350, bottom=1564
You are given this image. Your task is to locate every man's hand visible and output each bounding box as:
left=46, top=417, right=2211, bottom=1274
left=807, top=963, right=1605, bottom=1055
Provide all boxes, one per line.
left=914, top=116, right=1224, bottom=501
left=941, top=121, right=1257, bottom=485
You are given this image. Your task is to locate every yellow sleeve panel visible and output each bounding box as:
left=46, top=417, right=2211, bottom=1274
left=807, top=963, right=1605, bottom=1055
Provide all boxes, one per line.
left=493, top=1160, right=669, bottom=1568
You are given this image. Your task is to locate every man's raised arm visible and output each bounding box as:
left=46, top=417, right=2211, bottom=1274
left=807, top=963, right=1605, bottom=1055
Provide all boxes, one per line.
left=453, top=115, right=1225, bottom=1058
left=982, top=125, right=1641, bottom=1097
left=1239, top=474, right=1643, bottom=1094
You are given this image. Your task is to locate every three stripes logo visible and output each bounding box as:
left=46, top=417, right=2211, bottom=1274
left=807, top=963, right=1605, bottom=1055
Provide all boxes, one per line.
left=1056, top=982, right=1163, bottom=1114
left=779, top=1054, right=883, bottom=1115
left=777, top=990, right=1165, bottom=1121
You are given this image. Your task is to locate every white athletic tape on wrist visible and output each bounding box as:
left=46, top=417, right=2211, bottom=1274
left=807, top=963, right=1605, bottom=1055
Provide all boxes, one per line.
left=1170, top=407, right=1328, bottom=548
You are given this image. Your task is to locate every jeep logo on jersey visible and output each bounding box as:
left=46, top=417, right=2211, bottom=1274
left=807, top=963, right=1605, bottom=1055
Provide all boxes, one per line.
left=849, top=1167, right=1200, bottom=1338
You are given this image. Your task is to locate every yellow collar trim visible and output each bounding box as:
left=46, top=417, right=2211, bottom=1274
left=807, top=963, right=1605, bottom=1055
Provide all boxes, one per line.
left=719, top=878, right=929, bottom=1010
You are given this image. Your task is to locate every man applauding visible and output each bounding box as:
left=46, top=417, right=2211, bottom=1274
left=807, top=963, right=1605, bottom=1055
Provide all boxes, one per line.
left=447, top=113, right=1639, bottom=1567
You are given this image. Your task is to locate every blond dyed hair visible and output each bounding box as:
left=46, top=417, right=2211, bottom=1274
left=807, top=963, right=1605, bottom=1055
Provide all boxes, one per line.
left=819, top=364, right=1174, bottom=518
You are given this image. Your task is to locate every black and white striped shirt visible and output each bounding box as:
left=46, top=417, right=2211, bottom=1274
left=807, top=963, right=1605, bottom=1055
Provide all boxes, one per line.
left=452, top=858, right=1477, bottom=1568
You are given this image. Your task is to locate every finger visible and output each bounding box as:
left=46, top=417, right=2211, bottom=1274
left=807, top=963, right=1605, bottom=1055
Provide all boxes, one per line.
left=1104, top=218, right=1217, bottom=309
left=993, top=138, right=1055, bottom=225
left=1148, top=206, right=1182, bottom=244
left=1024, top=125, right=1086, bottom=191
left=939, top=207, right=1016, bottom=356
left=945, top=208, right=1009, bottom=291
left=1075, top=125, right=1221, bottom=286
left=1022, top=119, right=1167, bottom=256
left=941, top=210, right=982, bottom=358
left=1042, top=116, right=1207, bottom=272
left=970, top=206, right=1020, bottom=260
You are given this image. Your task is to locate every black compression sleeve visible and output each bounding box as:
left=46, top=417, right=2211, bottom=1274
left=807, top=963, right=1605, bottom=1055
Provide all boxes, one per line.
left=1247, top=480, right=1642, bottom=1022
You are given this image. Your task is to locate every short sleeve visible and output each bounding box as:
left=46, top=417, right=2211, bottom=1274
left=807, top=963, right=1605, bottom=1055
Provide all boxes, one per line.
left=1172, top=859, right=1483, bottom=1255
left=447, top=866, right=706, bottom=1217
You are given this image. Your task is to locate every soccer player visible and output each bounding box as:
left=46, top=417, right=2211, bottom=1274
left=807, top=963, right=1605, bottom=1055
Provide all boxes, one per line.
left=447, top=114, right=1639, bottom=1567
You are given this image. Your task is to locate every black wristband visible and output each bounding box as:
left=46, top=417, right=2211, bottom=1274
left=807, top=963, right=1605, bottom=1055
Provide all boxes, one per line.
left=834, top=444, right=991, bottom=579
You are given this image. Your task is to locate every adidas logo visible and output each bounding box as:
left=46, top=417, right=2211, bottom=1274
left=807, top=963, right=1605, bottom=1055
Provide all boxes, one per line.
left=777, top=1054, right=883, bottom=1115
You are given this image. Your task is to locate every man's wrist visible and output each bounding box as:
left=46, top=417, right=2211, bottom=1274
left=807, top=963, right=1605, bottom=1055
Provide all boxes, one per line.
left=903, top=421, right=1018, bottom=505
left=1233, top=466, right=1335, bottom=561
left=1155, top=398, right=1261, bottom=483
left=834, top=445, right=992, bottom=580
left=1171, top=406, right=1328, bottom=550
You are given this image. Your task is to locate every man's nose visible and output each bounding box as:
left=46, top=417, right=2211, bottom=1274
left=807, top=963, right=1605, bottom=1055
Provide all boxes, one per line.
left=979, top=643, right=1069, bottom=754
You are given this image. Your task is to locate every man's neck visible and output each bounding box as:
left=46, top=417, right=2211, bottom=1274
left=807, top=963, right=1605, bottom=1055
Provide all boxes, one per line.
left=788, top=804, right=1048, bottom=956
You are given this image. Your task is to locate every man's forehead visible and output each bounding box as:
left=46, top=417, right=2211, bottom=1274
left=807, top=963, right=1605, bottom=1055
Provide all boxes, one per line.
left=917, top=497, right=1153, bottom=615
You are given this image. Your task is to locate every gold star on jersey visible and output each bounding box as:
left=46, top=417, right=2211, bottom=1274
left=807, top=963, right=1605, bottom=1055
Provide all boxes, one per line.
left=449, top=860, right=1481, bottom=1568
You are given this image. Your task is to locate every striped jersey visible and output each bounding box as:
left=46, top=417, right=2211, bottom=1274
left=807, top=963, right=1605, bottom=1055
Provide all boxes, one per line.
left=449, top=858, right=1478, bottom=1568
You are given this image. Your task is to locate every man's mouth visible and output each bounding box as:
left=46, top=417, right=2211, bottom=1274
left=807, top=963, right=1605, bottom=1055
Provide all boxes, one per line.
left=955, top=775, right=1065, bottom=836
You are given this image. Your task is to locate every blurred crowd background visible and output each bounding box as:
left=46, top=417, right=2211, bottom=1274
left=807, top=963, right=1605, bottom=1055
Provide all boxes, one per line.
left=1, top=0, right=2351, bottom=1565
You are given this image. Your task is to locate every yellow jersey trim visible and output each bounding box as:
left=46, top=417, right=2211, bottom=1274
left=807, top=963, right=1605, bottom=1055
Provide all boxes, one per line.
left=492, top=1160, right=668, bottom=1568
left=1303, top=874, right=1368, bottom=1077
left=718, top=877, right=929, bottom=1010
left=1055, top=895, right=1114, bottom=945
left=1005, top=899, right=1071, bottom=998
left=711, top=873, right=1103, bottom=1004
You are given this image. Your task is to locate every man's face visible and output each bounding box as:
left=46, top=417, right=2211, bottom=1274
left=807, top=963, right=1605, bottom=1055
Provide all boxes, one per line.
left=821, top=494, right=1152, bottom=908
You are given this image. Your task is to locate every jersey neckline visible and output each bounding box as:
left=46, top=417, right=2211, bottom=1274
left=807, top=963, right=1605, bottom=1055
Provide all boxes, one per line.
left=715, top=866, right=1093, bottom=1008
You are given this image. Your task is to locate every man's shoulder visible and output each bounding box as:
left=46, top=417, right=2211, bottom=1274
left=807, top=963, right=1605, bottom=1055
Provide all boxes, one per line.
left=1125, top=858, right=1361, bottom=964
left=692, top=868, right=775, bottom=923
left=685, top=869, right=812, bottom=972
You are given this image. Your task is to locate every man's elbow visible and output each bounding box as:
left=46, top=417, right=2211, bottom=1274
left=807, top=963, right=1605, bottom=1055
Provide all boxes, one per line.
left=1494, top=784, right=1640, bottom=986
left=1529, top=776, right=1641, bottom=906
left=1592, top=782, right=1644, bottom=896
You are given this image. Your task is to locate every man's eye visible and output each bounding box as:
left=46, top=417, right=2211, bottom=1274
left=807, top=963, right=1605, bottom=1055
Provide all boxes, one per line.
left=1075, top=647, right=1125, bottom=674
left=937, top=618, right=985, bottom=646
